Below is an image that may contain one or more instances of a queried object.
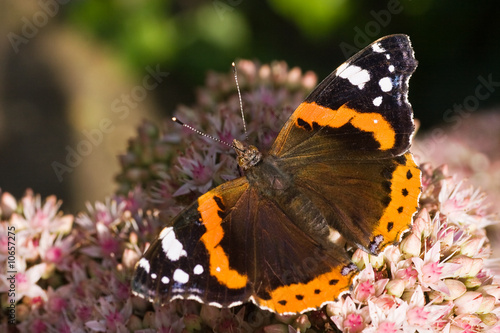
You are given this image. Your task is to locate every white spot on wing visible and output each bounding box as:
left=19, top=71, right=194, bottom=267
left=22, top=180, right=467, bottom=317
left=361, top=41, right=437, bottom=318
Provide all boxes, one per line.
left=373, top=96, right=383, bottom=107
left=173, top=268, right=190, bottom=284
left=216, top=266, right=221, bottom=272
left=335, top=62, right=349, bottom=77
left=385, top=54, right=391, bottom=59
left=161, top=276, right=170, bottom=284
left=388, top=65, right=395, bottom=72
left=379, top=77, right=393, bottom=92
left=138, top=258, right=150, bottom=273
left=193, top=264, right=204, bottom=275
left=161, top=227, right=187, bottom=261
left=338, top=65, right=370, bottom=90
left=151, top=273, right=157, bottom=279
left=159, top=226, right=172, bottom=239
left=372, top=43, right=385, bottom=53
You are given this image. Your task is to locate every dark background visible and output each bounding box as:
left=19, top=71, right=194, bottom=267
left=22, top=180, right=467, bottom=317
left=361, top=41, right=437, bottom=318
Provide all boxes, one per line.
left=0, top=0, right=499, bottom=211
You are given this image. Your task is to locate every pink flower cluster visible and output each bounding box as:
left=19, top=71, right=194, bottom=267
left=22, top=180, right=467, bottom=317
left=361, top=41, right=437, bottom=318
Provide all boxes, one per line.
left=0, top=190, right=148, bottom=332
left=329, top=165, right=500, bottom=333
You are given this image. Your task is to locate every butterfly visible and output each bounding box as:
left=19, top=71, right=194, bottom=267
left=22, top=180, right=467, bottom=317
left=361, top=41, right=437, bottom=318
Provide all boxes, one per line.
left=132, top=34, right=421, bottom=314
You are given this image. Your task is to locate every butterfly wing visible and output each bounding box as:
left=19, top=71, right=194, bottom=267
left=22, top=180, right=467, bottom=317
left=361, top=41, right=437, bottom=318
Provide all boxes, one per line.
left=132, top=177, right=253, bottom=307
left=271, top=34, right=416, bottom=159
left=268, top=34, right=420, bottom=254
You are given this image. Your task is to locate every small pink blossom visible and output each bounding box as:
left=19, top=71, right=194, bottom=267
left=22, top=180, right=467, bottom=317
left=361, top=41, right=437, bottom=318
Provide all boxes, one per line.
left=80, top=222, right=121, bottom=258
left=38, top=231, right=74, bottom=268
left=77, top=199, right=126, bottom=230
left=412, top=242, right=461, bottom=294
left=439, top=180, right=487, bottom=226
left=85, top=298, right=132, bottom=332
left=365, top=300, right=407, bottom=333
left=173, top=146, right=224, bottom=196
left=0, top=263, right=48, bottom=302
left=12, top=190, right=73, bottom=235
left=343, top=313, right=365, bottom=333
left=355, top=281, right=376, bottom=302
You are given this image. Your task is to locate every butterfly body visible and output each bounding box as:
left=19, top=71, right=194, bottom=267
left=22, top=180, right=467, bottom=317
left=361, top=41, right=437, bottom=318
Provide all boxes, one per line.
left=132, top=34, right=421, bottom=314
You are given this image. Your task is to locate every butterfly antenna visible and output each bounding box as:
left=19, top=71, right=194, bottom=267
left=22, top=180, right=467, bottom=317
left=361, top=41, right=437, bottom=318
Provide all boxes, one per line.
left=232, top=62, right=248, bottom=141
left=172, top=117, right=241, bottom=150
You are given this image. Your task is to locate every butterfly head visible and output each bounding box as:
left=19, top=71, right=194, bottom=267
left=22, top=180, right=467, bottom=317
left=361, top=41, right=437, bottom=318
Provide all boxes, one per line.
left=233, top=139, right=262, bottom=171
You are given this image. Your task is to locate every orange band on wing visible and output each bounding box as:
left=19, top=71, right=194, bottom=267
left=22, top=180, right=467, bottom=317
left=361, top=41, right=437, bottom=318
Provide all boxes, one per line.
left=293, top=102, right=396, bottom=150
left=198, top=192, right=248, bottom=289
left=375, top=152, right=421, bottom=248
left=256, top=266, right=355, bottom=314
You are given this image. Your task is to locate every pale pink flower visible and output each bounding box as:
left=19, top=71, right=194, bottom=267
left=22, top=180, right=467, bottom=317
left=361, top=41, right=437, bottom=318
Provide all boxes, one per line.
left=392, top=264, right=418, bottom=290
left=352, top=264, right=388, bottom=303
left=438, top=179, right=488, bottom=226
left=15, top=229, right=39, bottom=262
left=12, top=190, right=73, bottom=235
left=449, top=314, right=482, bottom=333
left=77, top=199, right=126, bottom=231
left=364, top=299, right=407, bottom=333
left=412, top=242, right=461, bottom=294
left=38, top=230, right=74, bottom=268
left=173, top=146, right=224, bottom=196
left=403, top=286, right=453, bottom=332
left=79, top=222, right=121, bottom=258
left=85, top=298, right=132, bottom=332
left=0, top=263, right=47, bottom=302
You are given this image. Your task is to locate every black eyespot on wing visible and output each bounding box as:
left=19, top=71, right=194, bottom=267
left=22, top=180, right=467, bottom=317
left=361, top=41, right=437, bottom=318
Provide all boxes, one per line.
left=329, top=279, right=339, bottom=285
left=387, top=222, right=394, bottom=232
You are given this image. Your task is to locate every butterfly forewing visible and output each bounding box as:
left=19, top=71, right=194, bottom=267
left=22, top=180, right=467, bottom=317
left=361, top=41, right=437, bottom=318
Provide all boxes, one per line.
left=268, top=34, right=420, bottom=253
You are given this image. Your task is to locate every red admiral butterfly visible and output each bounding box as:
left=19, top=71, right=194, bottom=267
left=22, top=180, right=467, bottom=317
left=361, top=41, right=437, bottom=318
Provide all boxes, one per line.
left=132, top=34, right=421, bottom=314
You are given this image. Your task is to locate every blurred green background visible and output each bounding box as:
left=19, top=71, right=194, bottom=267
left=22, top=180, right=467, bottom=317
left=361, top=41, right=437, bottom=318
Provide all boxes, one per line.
left=0, top=0, right=499, bottom=211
